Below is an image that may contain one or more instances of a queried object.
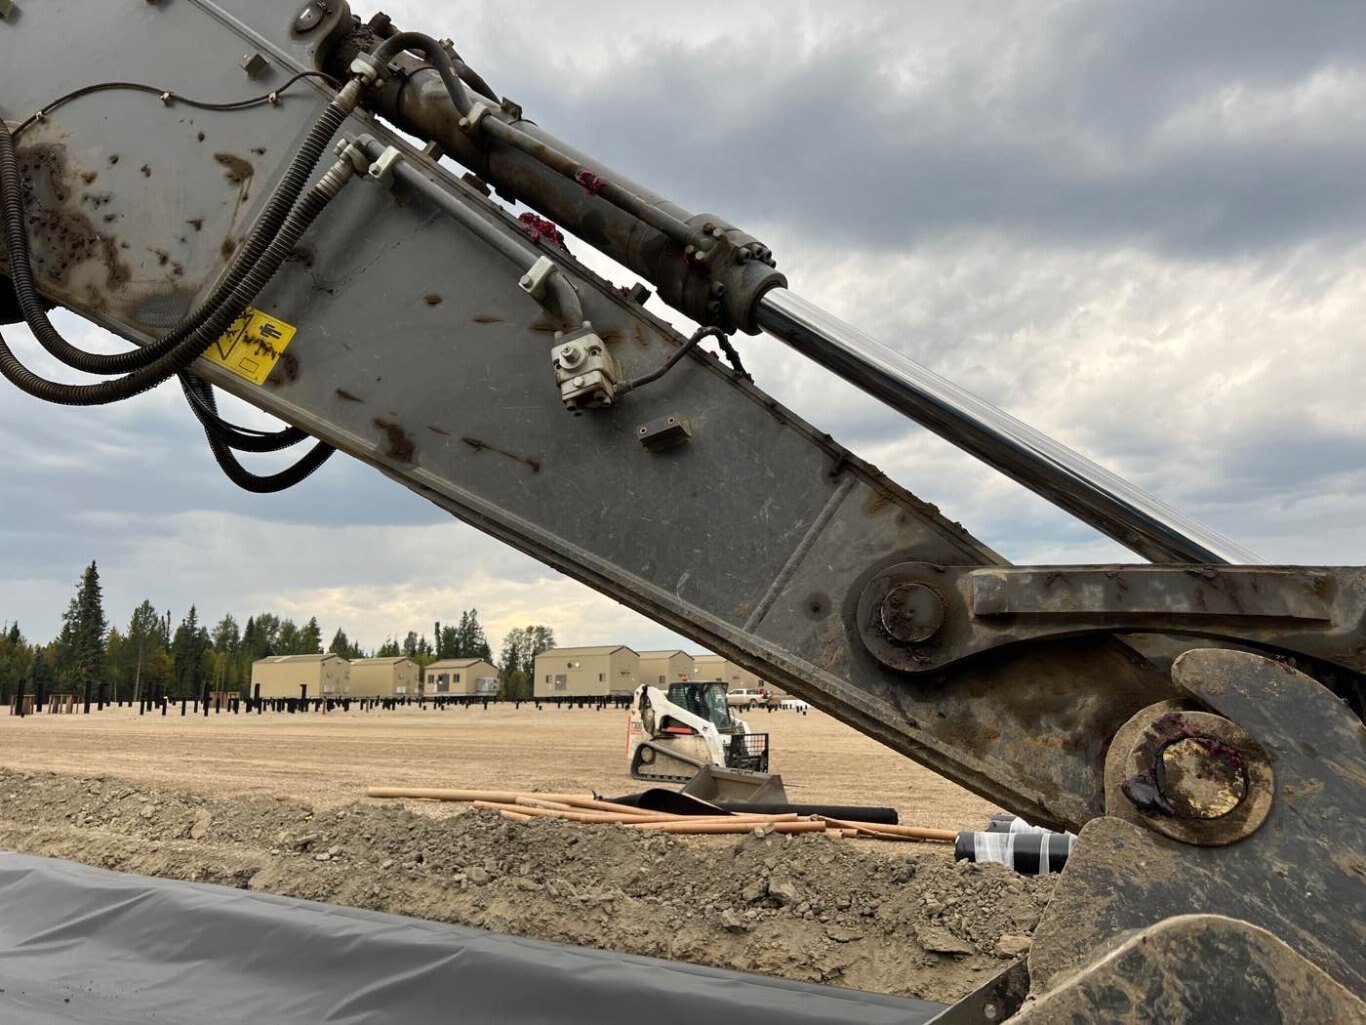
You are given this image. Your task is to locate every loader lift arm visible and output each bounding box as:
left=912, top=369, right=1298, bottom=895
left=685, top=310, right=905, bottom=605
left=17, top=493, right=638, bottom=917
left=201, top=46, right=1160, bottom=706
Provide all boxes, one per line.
left=0, top=3, right=1361, bottom=1020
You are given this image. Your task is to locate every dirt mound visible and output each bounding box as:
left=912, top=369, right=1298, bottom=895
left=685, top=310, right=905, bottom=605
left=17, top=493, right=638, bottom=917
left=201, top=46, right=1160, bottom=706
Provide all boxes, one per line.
left=0, top=768, right=1053, bottom=1003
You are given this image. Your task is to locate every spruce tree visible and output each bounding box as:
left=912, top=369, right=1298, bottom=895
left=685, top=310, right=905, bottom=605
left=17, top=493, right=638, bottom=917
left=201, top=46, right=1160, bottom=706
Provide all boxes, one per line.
left=126, top=601, right=161, bottom=704
left=59, top=562, right=107, bottom=697
left=171, top=606, right=207, bottom=698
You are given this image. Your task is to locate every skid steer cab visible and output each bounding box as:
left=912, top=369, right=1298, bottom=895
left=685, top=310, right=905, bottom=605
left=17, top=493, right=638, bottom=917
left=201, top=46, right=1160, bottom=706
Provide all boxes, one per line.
left=627, top=682, right=769, bottom=782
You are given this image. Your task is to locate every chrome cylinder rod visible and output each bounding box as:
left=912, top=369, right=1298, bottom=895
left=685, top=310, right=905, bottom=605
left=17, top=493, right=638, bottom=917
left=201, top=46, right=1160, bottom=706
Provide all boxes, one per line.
left=754, top=287, right=1261, bottom=565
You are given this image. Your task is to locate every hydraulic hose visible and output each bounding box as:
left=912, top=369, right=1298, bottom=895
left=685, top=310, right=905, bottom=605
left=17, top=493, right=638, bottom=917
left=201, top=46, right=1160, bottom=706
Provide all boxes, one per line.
left=179, top=371, right=309, bottom=453
left=0, top=81, right=360, bottom=377
left=200, top=415, right=335, bottom=493
left=371, top=32, right=473, bottom=117
left=180, top=370, right=334, bottom=492
left=0, top=152, right=356, bottom=405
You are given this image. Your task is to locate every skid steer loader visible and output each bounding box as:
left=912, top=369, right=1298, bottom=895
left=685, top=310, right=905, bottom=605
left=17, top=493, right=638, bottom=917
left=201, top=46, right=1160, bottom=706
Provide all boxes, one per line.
left=627, top=681, right=769, bottom=782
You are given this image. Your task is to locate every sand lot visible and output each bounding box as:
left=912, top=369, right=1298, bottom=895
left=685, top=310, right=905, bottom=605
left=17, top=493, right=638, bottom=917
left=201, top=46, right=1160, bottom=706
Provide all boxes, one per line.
left=0, top=702, right=998, bottom=830
left=0, top=704, right=1047, bottom=1004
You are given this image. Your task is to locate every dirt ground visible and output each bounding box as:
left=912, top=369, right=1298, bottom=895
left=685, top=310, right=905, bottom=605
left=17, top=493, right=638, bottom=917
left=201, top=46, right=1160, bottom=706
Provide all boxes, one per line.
left=0, top=704, right=1049, bottom=1004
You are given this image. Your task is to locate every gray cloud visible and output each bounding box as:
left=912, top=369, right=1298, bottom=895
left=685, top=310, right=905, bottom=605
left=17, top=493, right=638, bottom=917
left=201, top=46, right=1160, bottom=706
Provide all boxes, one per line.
left=439, top=1, right=1366, bottom=258
left=4, top=1, right=1366, bottom=650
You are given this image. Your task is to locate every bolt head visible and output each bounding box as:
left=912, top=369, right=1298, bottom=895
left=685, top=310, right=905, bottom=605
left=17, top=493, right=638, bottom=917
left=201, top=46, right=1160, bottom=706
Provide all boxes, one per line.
left=879, top=583, right=944, bottom=645
left=1159, top=736, right=1248, bottom=819
left=294, top=2, right=325, bottom=32
left=241, top=52, right=269, bottom=79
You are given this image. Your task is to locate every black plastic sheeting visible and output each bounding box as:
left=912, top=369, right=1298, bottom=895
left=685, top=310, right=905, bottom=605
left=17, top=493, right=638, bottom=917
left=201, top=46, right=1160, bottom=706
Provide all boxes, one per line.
left=0, top=852, right=943, bottom=1024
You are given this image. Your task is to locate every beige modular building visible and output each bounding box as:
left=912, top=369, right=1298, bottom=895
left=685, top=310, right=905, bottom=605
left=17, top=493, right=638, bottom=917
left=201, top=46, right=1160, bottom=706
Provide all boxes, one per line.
left=692, top=654, right=787, bottom=698
left=347, top=656, right=420, bottom=697
left=637, top=649, right=695, bottom=687
left=424, top=658, right=500, bottom=696
left=250, top=654, right=350, bottom=700
left=534, top=645, right=638, bottom=698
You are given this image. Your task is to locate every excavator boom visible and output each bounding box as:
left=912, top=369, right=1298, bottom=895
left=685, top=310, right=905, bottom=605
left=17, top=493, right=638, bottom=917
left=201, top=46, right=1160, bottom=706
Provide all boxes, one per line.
left=1, top=3, right=1361, bottom=1021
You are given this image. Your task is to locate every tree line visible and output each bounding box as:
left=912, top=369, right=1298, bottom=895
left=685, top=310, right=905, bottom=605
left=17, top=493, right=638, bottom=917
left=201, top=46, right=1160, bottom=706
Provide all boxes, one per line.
left=0, top=561, right=558, bottom=704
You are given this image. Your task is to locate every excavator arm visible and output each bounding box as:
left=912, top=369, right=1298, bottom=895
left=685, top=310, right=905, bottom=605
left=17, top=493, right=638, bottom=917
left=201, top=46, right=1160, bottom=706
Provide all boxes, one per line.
left=1, top=3, right=1361, bottom=1020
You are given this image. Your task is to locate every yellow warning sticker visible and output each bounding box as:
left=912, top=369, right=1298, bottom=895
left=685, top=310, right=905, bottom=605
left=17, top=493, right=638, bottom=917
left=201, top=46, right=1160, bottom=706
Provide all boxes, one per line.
left=202, top=307, right=297, bottom=385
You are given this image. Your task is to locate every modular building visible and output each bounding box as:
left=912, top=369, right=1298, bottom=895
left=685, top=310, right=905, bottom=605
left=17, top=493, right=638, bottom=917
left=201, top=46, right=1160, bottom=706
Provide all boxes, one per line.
left=348, top=656, right=420, bottom=697
left=692, top=654, right=787, bottom=699
left=250, top=654, right=350, bottom=700
left=534, top=645, right=638, bottom=698
left=424, top=658, right=500, bottom=695
left=638, top=650, right=695, bottom=687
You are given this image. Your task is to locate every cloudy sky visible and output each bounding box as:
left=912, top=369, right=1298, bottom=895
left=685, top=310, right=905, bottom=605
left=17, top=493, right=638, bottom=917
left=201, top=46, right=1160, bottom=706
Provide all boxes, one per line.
left=5, top=1, right=1366, bottom=653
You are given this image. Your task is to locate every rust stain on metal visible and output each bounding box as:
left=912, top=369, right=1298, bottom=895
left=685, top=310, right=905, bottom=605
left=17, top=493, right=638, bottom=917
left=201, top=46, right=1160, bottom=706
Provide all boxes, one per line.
left=196, top=131, right=206, bottom=143
left=865, top=493, right=893, bottom=515
left=220, top=237, right=237, bottom=259
left=152, top=248, right=169, bottom=266
left=275, top=350, right=300, bottom=383
left=108, top=154, right=119, bottom=166
left=428, top=425, right=452, bottom=437
left=462, top=436, right=541, bottom=473
left=187, top=218, right=203, bottom=232
left=423, top=293, right=443, bottom=306
left=528, top=319, right=556, bottom=333
left=17, top=143, right=131, bottom=292
left=472, top=314, right=503, bottom=324
left=140, top=164, right=151, bottom=178
left=214, top=153, right=254, bottom=184
left=373, top=419, right=416, bottom=462
left=335, top=388, right=363, bottom=403
left=79, top=171, right=97, bottom=185
left=251, top=147, right=267, bottom=156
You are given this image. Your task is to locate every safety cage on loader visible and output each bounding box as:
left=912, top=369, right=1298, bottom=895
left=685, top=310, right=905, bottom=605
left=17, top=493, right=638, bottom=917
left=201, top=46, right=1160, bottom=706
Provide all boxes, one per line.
left=727, top=733, right=769, bottom=774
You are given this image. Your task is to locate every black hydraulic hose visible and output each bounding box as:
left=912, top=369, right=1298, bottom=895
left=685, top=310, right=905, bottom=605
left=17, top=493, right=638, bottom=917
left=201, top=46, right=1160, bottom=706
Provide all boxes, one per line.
left=371, top=32, right=473, bottom=117
left=451, top=58, right=496, bottom=103
left=0, top=93, right=354, bottom=376
left=10, top=72, right=338, bottom=138
left=179, top=371, right=308, bottom=453
left=0, top=155, right=353, bottom=405
left=621, top=326, right=727, bottom=394
left=200, top=417, right=335, bottom=493
left=179, top=369, right=334, bottom=491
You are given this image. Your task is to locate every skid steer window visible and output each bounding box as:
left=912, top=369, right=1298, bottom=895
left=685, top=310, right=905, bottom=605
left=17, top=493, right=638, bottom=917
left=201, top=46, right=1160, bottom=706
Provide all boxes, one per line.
left=667, top=684, right=733, bottom=731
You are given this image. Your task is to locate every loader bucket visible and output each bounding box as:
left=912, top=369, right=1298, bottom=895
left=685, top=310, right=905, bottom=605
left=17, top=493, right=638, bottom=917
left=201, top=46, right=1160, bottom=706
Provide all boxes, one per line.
left=680, top=765, right=789, bottom=804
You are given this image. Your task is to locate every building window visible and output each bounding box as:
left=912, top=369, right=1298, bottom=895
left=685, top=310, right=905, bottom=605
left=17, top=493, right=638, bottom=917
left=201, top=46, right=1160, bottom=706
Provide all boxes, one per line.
left=545, top=674, right=550, bottom=684
left=554, top=675, right=567, bottom=691
left=658, top=675, right=665, bottom=684
left=454, top=673, right=461, bottom=682
left=598, top=673, right=605, bottom=682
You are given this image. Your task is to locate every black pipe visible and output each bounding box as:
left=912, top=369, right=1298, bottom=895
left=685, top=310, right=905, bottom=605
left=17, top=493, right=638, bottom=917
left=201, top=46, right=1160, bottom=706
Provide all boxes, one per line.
left=954, top=830, right=1075, bottom=875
